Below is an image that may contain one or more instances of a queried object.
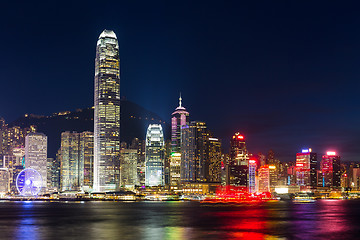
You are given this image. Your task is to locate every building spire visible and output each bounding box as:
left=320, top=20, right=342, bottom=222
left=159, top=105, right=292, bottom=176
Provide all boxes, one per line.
left=179, top=92, right=182, bottom=108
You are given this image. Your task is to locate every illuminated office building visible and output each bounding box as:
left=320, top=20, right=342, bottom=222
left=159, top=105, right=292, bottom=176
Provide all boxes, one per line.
left=120, top=149, right=138, bottom=189
left=269, top=165, right=277, bottom=192
left=25, top=133, right=48, bottom=193
left=60, top=131, right=93, bottom=192
left=94, top=29, right=120, bottom=192
left=0, top=122, right=35, bottom=160
left=226, top=165, right=248, bottom=187
left=170, top=153, right=181, bottom=186
left=321, top=151, right=341, bottom=188
left=286, top=164, right=296, bottom=185
left=171, top=95, right=189, bottom=153
left=80, top=131, right=94, bottom=192
left=296, top=148, right=317, bottom=192
left=129, top=138, right=146, bottom=186
left=207, top=137, right=222, bottom=182
left=10, top=147, right=25, bottom=193
left=248, top=159, right=257, bottom=193
left=353, top=168, right=360, bottom=190
left=145, top=124, right=165, bottom=186
left=163, top=140, right=172, bottom=186
left=170, top=95, right=189, bottom=186
left=60, top=132, right=80, bottom=191
left=227, top=133, right=248, bottom=187
left=180, top=124, right=195, bottom=182
left=192, top=121, right=210, bottom=182
left=258, top=165, right=270, bottom=193
left=229, top=132, right=248, bottom=165
left=47, top=157, right=60, bottom=192
left=267, top=150, right=280, bottom=180
left=0, top=168, right=10, bottom=194
left=181, top=122, right=221, bottom=183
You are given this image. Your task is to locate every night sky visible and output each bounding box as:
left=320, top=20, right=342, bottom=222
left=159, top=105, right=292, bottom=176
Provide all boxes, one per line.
left=1, top=1, right=360, bottom=161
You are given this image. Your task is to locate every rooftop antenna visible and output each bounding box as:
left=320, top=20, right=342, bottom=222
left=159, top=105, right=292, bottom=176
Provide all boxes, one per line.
left=179, top=92, right=182, bottom=108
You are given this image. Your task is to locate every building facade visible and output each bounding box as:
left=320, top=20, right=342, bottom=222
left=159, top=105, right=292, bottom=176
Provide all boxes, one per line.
left=248, top=159, right=257, bottom=193
left=60, top=132, right=80, bottom=191
left=25, top=133, right=48, bottom=193
left=60, top=131, right=93, bottom=192
left=229, top=132, right=248, bottom=166
left=170, top=96, right=189, bottom=186
left=227, top=133, right=248, bottom=187
left=120, top=149, right=138, bottom=189
left=145, top=124, right=165, bottom=186
left=94, top=29, right=121, bottom=192
left=80, top=131, right=94, bottom=192
left=258, top=165, right=270, bottom=193
left=296, top=149, right=317, bottom=192
left=321, top=151, right=341, bottom=188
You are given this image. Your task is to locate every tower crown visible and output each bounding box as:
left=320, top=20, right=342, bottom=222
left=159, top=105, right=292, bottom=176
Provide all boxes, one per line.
left=99, top=29, right=117, bottom=39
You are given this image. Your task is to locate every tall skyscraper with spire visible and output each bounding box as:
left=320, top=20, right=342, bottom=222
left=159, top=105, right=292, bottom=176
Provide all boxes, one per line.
left=94, top=29, right=120, bottom=192
left=171, top=94, right=189, bottom=152
left=170, top=95, right=189, bottom=186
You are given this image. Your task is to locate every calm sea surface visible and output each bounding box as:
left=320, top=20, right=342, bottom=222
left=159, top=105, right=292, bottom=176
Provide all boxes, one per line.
left=0, top=200, right=359, bottom=239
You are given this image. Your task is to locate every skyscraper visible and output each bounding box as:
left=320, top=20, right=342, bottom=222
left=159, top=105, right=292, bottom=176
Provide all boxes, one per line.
left=321, top=151, right=341, bottom=188
left=170, top=95, right=189, bottom=186
left=80, top=131, right=94, bottom=192
left=296, top=148, right=317, bottom=192
left=129, top=138, right=146, bottom=187
left=248, top=159, right=257, bottom=193
left=207, top=137, right=222, bottom=182
left=171, top=95, right=189, bottom=153
left=180, top=121, right=221, bottom=183
left=180, top=124, right=196, bottom=182
left=227, top=133, right=248, bottom=187
left=229, top=132, right=248, bottom=165
left=60, top=131, right=80, bottom=191
left=60, top=131, right=94, bottom=192
left=94, top=29, right=120, bottom=192
left=120, top=148, right=138, bottom=189
left=258, top=165, right=270, bottom=193
left=25, top=133, right=47, bottom=193
left=145, top=124, right=165, bottom=186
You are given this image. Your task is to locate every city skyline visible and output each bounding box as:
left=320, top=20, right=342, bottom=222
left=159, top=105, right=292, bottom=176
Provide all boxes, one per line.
left=1, top=1, right=360, bottom=161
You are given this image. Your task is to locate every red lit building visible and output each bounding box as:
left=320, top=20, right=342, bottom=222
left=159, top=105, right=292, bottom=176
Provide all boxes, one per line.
left=258, top=165, right=270, bottom=193
left=227, top=133, right=248, bottom=187
left=321, top=151, right=341, bottom=189
left=248, top=159, right=256, bottom=193
left=296, top=149, right=317, bottom=192
left=229, top=133, right=248, bottom=166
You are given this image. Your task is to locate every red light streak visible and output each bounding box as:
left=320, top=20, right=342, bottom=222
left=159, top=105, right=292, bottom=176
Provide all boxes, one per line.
left=202, top=186, right=272, bottom=203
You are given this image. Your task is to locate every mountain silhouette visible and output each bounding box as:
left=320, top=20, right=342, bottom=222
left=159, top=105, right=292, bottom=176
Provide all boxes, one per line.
left=9, top=100, right=170, bottom=158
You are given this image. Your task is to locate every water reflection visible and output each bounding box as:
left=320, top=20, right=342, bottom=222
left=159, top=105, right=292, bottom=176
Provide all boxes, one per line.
left=317, top=200, right=350, bottom=239
left=16, top=202, right=40, bottom=240
left=291, top=202, right=318, bottom=239
left=0, top=200, right=358, bottom=239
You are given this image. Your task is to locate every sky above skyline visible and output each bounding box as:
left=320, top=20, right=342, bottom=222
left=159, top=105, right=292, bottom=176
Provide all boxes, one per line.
left=1, top=1, right=360, bottom=161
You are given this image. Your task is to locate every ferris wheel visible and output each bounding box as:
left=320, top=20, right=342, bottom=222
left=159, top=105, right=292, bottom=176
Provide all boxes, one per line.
left=16, top=168, right=42, bottom=196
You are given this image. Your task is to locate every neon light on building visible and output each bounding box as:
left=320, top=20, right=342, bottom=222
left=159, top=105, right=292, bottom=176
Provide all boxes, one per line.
left=296, top=149, right=317, bottom=192
left=321, top=152, right=341, bottom=188
left=248, top=159, right=256, bottom=193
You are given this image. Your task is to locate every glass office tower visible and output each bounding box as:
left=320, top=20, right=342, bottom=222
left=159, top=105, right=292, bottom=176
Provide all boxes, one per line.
left=94, top=29, right=120, bottom=192
left=145, top=124, right=165, bottom=186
